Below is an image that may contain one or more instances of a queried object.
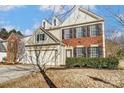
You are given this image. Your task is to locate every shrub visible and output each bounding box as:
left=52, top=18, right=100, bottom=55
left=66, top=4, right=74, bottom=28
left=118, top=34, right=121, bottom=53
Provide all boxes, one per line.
left=117, top=49, right=124, bottom=59
left=66, top=57, right=119, bottom=69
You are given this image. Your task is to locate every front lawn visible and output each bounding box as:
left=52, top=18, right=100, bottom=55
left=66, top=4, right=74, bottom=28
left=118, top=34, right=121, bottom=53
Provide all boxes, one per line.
left=0, top=68, right=123, bottom=88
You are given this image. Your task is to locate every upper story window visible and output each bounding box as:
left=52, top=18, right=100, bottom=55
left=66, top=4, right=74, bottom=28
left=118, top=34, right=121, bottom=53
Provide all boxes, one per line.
left=36, top=33, right=46, bottom=43
left=63, top=29, right=71, bottom=39
left=54, top=19, right=56, bottom=26
left=90, top=24, right=102, bottom=37
left=62, top=24, right=102, bottom=39
left=76, top=27, right=85, bottom=38
left=90, top=25, right=98, bottom=36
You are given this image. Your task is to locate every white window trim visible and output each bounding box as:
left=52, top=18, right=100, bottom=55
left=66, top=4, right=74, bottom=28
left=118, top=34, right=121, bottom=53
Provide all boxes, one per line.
left=76, top=45, right=84, bottom=48
left=62, top=22, right=102, bottom=30
left=66, top=46, right=73, bottom=49
left=102, top=22, right=106, bottom=57
left=90, top=44, right=99, bottom=47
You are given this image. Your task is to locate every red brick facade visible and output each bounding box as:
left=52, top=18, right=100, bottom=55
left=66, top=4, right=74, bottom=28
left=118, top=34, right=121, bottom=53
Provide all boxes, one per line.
left=63, top=36, right=103, bottom=47
left=62, top=23, right=104, bottom=57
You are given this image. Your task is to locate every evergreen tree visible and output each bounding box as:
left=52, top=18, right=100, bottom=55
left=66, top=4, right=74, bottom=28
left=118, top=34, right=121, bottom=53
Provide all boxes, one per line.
left=9, top=29, right=17, bottom=35
left=0, top=28, right=8, bottom=39
left=0, top=28, right=23, bottom=39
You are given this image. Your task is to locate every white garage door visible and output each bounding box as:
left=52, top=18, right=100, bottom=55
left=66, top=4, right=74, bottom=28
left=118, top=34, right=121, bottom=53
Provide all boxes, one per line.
left=39, top=50, right=57, bottom=65
left=27, top=50, right=58, bottom=65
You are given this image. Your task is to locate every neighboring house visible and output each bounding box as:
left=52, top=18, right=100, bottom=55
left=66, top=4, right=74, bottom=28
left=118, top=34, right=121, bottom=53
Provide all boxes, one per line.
left=23, top=7, right=105, bottom=66
left=0, top=38, right=6, bottom=62
left=7, top=33, right=22, bottom=63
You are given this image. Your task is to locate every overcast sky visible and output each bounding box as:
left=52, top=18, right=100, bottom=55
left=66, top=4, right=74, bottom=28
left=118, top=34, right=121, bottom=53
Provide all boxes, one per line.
left=0, top=5, right=124, bottom=36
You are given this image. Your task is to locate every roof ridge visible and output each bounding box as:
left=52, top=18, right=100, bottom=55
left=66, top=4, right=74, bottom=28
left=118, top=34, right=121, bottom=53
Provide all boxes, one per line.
left=78, top=7, right=104, bottom=20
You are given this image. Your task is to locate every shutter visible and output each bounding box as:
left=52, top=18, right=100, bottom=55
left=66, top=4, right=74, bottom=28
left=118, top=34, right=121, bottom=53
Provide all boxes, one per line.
left=62, top=29, right=64, bottom=39
left=73, top=28, right=76, bottom=38
left=95, top=24, right=99, bottom=36
left=37, top=34, right=39, bottom=42
left=40, top=34, right=42, bottom=40
left=99, top=46, right=103, bottom=57
left=98, top=24, right=102, bottom=35
left=82, top=47, right=86, bottom=57
left=70, top=28, right=72, bottom=38
left=74, top=47, right=76, bottom=57
left=87, top=25, right=90, bottom=37
left=87, top=47, right=90, bottom=57
left=82, top=27, right=85, bottom=37
left=84, top=26, right=87, bottom=37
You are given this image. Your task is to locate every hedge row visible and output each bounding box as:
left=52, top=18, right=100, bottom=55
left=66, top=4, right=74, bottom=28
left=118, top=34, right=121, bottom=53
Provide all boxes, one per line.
left=66, top=57, right=119, bottom=69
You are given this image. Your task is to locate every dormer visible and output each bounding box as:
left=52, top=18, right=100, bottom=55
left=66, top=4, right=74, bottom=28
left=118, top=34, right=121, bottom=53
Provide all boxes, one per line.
left=52, top=16, right=61, bottom=27
left=42, top=19, right=51, bottom=29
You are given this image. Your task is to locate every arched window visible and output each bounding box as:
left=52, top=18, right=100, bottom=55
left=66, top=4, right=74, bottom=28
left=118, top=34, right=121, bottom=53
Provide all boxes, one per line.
left=54, top=19, right=56, bottom=26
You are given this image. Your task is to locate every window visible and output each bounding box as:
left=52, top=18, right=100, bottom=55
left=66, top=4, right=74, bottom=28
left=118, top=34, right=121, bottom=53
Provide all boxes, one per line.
left=76, top=27, right=84, bottom=38
left=64, top=29, right=71, bottom=39
left=54, top=19, right=56, bottom=26
left=90, top=47, right=99, bottom=57
left=36, top=33, right=46, bottom=43
left=74, top=47, right=86, bottom=57
left=43, top=21, right=45, bottom=28
left=90, top=25, right=98, bottom=36
left=40, top=34, right=45, bottom=41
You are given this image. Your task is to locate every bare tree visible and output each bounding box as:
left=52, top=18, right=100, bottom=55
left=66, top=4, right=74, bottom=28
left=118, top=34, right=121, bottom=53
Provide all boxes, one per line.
left=26, top=37, right=63, bottom=88
left=17, top=39, right=25, bottom=63
left=105, top=6, right=124, bottom=26
left=11, top=5, right=94, bottom=87
left=27, top=6, right=78, bottom=71
left=96, top=6, right=124, bottom=57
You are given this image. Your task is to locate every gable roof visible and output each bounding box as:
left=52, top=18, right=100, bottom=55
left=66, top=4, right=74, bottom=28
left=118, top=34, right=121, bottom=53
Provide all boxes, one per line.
left=44, top=7, right=104, bottom=30
left=40, top=27, right=62, bottom=43
left=7, top=32, right=23, bottom=41
left=59, top=6, right=103, bottom=23
left=26, top=27, right=64, bottom=46
left=60, top=7, right=103, bottom=26
left=78, top=8, right=103, bottom=20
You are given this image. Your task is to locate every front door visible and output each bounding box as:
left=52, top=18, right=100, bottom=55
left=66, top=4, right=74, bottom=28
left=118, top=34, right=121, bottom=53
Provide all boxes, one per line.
left=66, top=49, right=72, bottom=58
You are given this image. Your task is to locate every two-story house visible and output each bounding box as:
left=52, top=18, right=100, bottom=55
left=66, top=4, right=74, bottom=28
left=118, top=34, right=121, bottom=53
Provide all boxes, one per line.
left=22, top=7, right=105, bottom=66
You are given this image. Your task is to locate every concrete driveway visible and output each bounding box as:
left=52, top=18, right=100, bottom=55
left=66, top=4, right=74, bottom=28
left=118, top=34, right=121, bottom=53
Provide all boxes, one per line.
left=0, top=64, right=37, bottom=83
